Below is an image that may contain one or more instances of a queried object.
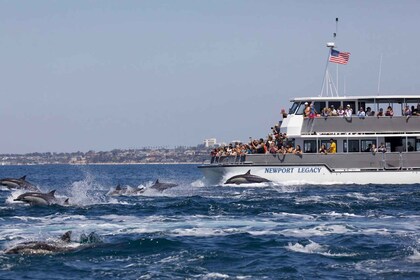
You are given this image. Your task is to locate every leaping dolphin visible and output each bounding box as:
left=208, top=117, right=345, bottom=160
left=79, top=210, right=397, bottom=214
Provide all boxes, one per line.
left=150, top=179, right=177, bottom=191
left=0, top=175, right=39, bottom=191
left=14, top=190, right=62, bottom=206
left=224, top=170, right=271, bottom=185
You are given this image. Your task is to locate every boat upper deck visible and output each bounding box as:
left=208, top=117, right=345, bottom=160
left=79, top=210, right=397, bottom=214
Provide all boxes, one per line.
left=283, top=95, right=420, bottom=137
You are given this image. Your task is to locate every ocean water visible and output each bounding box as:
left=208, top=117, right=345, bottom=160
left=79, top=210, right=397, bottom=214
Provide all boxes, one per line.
left=0, top=164, right=419, bottom=279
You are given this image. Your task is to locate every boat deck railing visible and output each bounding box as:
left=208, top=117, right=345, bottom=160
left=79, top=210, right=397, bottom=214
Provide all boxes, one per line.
left=301, top=116, right=420, bottom=135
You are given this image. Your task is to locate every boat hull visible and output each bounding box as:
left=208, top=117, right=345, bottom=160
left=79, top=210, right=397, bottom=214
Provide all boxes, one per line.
left=198, top=153, right=420, bottom=185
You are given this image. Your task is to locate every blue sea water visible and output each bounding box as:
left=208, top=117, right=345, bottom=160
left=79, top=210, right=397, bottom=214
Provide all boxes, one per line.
left=0, top=164, right=419, bottom=279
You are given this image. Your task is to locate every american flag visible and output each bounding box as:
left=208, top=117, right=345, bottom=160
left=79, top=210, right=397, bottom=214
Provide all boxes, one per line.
left=329, top=49, right=350, bottom=65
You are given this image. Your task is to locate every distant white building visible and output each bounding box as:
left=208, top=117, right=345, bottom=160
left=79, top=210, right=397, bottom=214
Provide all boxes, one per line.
left=204, top=138, right=217, bottom=147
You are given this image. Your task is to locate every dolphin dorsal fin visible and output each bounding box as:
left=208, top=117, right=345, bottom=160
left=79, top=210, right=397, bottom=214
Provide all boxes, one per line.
left=48, top=190, right=56, bottom=196
left=155, top=179, right=159, bottom=184
left=20, top=175, right=27, bottom=180
left=245, top=170, right=251, bottom=175
left=115, top=185, right=122, bottom=190
left=64, top=198, right=69, bottom=205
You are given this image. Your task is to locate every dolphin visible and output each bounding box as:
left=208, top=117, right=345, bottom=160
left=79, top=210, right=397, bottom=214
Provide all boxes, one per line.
left=14, top=190, right=60, bottom=206
left=107, top=184, right=145, bottom=196
left=4, top=231, right=73, bottom=255
left=224, top=170, right=271, bottom=185
left=0, top=175, right=39, bottom=191
left=150, top=179, right=178, bottom=191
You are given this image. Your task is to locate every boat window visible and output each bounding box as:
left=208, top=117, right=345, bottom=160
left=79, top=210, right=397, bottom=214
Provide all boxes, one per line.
left=319, top=139, right=330, bottom=152
left=361, top=139, right=377, bottom=152
left=416, top=138, right=420, bottom=152
left=295, top=102, right=307, bottom=115
left=403, top=137, right=416, bottom=152
left=328, top=101, right=341, bottom=111
left=289, top=102, right=299, bottom=114
left=303, top=140, right=317, bottom=153
left=343, top=140, right=360, bottom=152
left=313, top=102, right=326, bottom=114
left=357, top=102, right=366, bottom=112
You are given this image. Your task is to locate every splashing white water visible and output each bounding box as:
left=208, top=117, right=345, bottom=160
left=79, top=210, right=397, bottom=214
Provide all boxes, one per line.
left=286, top=240, right=357, bottom=257
left=66, top=173, right=108, bottom=206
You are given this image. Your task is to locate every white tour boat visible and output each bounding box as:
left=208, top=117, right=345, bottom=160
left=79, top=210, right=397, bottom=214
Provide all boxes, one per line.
left=199, top=94, right=420, bottom=185
left=199, top=39, right=420, bottom=185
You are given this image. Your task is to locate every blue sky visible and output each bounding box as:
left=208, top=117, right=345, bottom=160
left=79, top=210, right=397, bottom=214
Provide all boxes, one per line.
left=1, top=1, right=419, bottom=153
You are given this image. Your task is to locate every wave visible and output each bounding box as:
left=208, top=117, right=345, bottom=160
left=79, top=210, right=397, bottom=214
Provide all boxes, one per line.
left=286, top=240, right=357, bottom=257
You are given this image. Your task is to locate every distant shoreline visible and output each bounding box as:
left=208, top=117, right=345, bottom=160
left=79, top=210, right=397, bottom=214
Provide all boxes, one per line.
left=0, top=162, right=202, bottom=166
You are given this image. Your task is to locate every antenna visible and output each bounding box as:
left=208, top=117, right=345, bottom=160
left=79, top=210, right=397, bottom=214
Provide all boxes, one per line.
left=335, top=18, right=339, bottom=95
left=377, top=54, right=383, bottom=95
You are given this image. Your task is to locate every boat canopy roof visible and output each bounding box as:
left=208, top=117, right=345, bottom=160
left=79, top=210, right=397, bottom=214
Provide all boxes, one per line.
left=291, top=95, right=420, bottom=103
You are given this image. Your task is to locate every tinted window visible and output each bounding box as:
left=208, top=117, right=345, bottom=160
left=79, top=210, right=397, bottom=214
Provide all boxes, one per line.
left=361, top=139, right=376, bottom=152
left=344, top=140, right=360, bottom=152
left=314, top=102, right=326, bottom=115
left=304, top=140, right=316, bottom=153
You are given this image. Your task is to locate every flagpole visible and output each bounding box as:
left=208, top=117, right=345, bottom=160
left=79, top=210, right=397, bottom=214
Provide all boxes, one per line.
left=335, top=18, right=339, bottom=96
left=320, top=46, right=333, bottom=97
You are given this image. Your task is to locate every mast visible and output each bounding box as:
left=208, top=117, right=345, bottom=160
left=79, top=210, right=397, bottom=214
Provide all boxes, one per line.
left=320, top=18, right=339, bottom=97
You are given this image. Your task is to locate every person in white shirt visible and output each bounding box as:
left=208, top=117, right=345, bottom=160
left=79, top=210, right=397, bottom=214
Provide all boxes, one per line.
left=357, top=107, right=366, bottom=119
left=345, top=104, right=353, bottom=118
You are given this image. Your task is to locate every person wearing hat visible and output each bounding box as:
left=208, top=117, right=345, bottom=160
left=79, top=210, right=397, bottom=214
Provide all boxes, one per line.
left=345, top=104, right=353, bottom=117
left=304, top=102, right=310, bottom=118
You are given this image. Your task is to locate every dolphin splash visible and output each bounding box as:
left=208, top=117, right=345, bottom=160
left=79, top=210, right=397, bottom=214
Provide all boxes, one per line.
left=224, top=170, right=271, bottom=185
left=107, top=180, right=178, bottom=196
left=4, top=231, right=101, bottom=255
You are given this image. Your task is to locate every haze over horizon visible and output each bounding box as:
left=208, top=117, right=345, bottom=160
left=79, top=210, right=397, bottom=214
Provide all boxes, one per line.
left=1, top=1, right=420, bottom=154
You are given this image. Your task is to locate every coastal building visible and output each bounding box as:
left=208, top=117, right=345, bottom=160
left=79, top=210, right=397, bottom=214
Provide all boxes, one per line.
left=204, top=138, right=217, bottom=148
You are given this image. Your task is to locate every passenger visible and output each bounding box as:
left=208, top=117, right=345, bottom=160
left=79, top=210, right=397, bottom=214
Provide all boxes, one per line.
left=286, top=144, right=294, bottom=154
left=345, top=104, right=353, bottom=117
left=330, top=105, right=338, bottom=116
left=357, top=107, right=366, bottom=119
left=328, top=139, right=336, bottom=154
left=366, top=107, right=374, bottom=116
left=377, top=108, right=384, bottom=117
left=378, top=143, right=387, bottom=153
left=407, top=142, right=414, bottom=152
left=293, top=145, right=302, bottom=155
left=304, top=102, right=310, bottom=118
left=309, top=103, right=317, bottom=119
left=281, top=109, right=288, bottom=119
left=404, top=105, right=412, bottom=116
left=269, top=142, right=278, bottom=154
left=370, top=144, right=377, bottom=154
left=319, top=144, right=328, bottom=154
left=337, top=105, right=345, bottom=117
left=385, top=106, right=394, bottom=117
left=252, top=139, right=266, bottom=154
left=321, top=107, right=329, bottom=118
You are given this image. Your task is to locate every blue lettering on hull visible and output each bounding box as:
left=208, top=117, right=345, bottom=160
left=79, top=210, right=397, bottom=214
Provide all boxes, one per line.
left=265, top=167, right=321, bottom=174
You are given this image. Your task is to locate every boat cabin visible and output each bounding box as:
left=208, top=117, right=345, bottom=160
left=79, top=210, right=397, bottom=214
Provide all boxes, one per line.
left=282, top=95, right=420, bottom=154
